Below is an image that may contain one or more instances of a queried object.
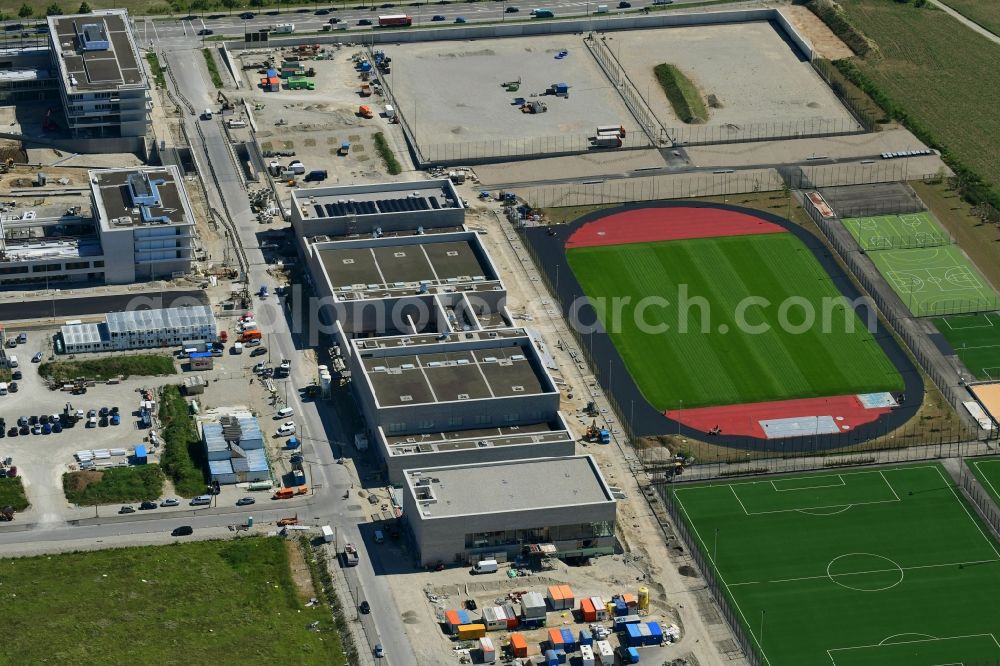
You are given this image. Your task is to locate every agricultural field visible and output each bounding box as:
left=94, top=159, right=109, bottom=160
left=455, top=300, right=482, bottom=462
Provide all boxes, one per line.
left=936, top=0, right=1000, bottom=37
left=566, top=232, right=903, bottom=409
left=670, top=465, right=1000, bottom=665
left=933, top=312, right=1000, bottom=380
left=1, top=537, right=346, bottom=664
left=839, top=0, right=1000, bottom=192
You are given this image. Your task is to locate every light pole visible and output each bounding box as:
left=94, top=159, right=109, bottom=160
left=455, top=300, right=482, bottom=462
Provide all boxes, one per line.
left=713, top=527, right=719, bottom=564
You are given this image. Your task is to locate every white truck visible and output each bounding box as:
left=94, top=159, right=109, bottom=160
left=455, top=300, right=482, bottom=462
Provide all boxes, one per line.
left=322, top=525, right=334, bottom=543
left=272, top=23, right=295, bottom=33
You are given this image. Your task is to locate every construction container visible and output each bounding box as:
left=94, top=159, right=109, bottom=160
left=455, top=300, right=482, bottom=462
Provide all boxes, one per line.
left=559, top=585, right=575, bottom=608
left=547, top=585, right=567, bottom=610
left=646, top=621, right=664, bottom=646
left=613, top=614, right=642, bottom=632
left=560, top=628, right=576, bottom=651
left=544, top=649, right=559, bottom=666
left=503, top=603, right=519, bottom=629
left=483, top=606, right=507, bottom=631
left=591, top=596, right=608, bottom=621
left=625, top=624, right=644, bottom=647
left=580, top=597, right=597, bottom=622
left=638, top=586, right=649, bottom=610
left=614, top=597, right=629, bottom=617
left=578, top=628, right=593, bottom=646
left=595, top=640, right=615, bottom=666
left=521, top=591, right=547, bottom=619
left=479, top=637, right=496, bottom=663
left=548, top=628, right=565, bottom=650
left=580, top=644, right=595, bottom=666
left=624, top=646, right=640, bottom=663
left=444, top=610, right=461, bottom=632
left=623, top=593, right=637, bottom=610
left=510, top=633, right=528, bottom=658
left=457, top=624, right=486, bottom=640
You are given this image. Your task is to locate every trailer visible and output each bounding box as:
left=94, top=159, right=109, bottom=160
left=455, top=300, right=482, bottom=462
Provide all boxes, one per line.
left=596, top=124, right=626, bottom=138
left=343, top=542, right=360, bottom=566
left=592, top=135, right=623, bottom=148
left=378, top=14, right=413, bottom=26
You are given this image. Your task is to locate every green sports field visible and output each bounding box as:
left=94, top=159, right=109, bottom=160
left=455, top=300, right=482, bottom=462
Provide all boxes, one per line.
left=842, top=212, right=949, bottom=251
left=566, top=234, right=903, bottom=409
left=671, top=465, right=1000, bottom=666
left=869, top=245, right=1000, bottom=317
left=967, top=457, right=1000, bottom=506
left=933, top=312, right=1000, bottom=380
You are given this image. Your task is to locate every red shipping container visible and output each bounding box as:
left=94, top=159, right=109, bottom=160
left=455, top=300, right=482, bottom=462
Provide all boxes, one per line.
left=510, top=633, right=528, bottom=658
left=580, top=597, right=597, bottom=623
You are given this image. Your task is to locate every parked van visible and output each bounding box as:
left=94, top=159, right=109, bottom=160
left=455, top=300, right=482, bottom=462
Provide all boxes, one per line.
left=304, top=169, right=328, bottom=182
left=190, top=495, right=212, bottom=506
left=201, top=108, right=213, bottom=120
left=7, top=355, right=17, bottom=368
left=472, top=559, right=498, bottom=574
left=596, top=4, right=608, bottom=12
left=233, top=342, right=244, bottom=354
left=287, top=161, right=306, bottom=175
left=0, top=382, right=8, bottom=395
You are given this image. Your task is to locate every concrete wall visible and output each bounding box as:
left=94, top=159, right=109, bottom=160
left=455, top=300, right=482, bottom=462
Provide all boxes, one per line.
left=404, top=495, right=617, bottom=566
left=231, top=9, right=815, bottom=59
left=291, top=206, right=465, bottom=239
left=0, top=131, right=144, bottom=155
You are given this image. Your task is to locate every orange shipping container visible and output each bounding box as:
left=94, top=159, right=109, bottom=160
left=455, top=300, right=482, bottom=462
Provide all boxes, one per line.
left=548, top=628, right=564, bottom=648
left=580, top=597, right=597, bottom=622
left=559, top=585, right=575, bottom=607
left=547, top=585, right=564, bottom=609
left=445, top=610, right=460, bottom=628
left=457, top=624, right=486, bottom=640
left=623, top=593, right=637, bottom=608
left=510, top=633, right=528, bottom=658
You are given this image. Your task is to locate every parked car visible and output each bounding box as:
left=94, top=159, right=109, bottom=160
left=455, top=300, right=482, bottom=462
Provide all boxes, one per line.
left=250, top=347, right=267, bottom=357
left=245, top=338, right=261, bottom=347
left=617, top=0, right=630, bottom=6
left=431, top=14, right=446, bottom=20
left=236, top=497, right=256, bottom=506
left=17, top=426, right=27, bottom=436
left=374, top=645, right=385, bottom=659
left=315, top=8, right=330, bottom=14
left=42, top=423, right=51, bottom=434
left=99, top=406, right=109, bottom=417
left=239, top=11, right=255, bottom=18
left=359, top=600, right=371, bottom=614
left=8, top=382, right=16, bottom=393
left=87, top=409, right=96, bottom=418
left=119, top=505, right=136, bottom=514
left=139, top=501, right=158, bottom=510
left=276, top=407, right=294, bottom=418
left=197, top=28, right=214, bottom=35
left=505, top=5, right=519, bottom=11
left=454, top=16, right=466, bottom=22
left=160, top=498, right=180, bottom=507
left=253, top=362, right=267, bottom=374
left=276, top=421, right=296, bottom=436
left=358, top=18, right=372, bottom=25
left=111, top=414, right=121, bottom=426
left=11, top=370, right=21, bottom=380
left=32, top=352, right=43, bottom=363
left=171, top=525, right=194, bottom=536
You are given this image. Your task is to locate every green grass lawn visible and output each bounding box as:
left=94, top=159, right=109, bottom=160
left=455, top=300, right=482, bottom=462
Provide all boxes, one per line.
left=653, top=63, right=708, bottom=124
left=933, top=312, right=1000, bottom=379
left=841, top=211, right=949, bottom=251
left=1, top=537, right=346, bottom=664
left=868, top=245, right=999, bottom=317
left=838, top=0, right=1000, bottom=194
left=566, top=233, right=903, bottom=409
left=40, top=354, right=176, bottom=383
left=159, top=384, right=210, bottom=497
left=63, top=465, right=165, bottom=505
left=670, top=464, right=1000, bottom=665
left=0, top=477, right=29, bottom=511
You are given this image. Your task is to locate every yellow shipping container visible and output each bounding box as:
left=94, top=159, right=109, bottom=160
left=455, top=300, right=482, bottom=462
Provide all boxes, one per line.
left=457, top=623, right=487, bottom=640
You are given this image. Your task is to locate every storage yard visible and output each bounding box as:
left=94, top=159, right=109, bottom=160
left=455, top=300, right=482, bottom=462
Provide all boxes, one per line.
left=387, top=36, right=641, bottom=153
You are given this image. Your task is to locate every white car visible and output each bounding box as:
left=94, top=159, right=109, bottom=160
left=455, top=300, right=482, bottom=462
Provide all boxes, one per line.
left=276, top=421, right=296, bottom=436
left=276, top=407, right=294, bottom=418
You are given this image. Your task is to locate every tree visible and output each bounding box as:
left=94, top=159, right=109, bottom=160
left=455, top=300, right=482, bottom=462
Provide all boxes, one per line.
left=221, top=0, right=239, bottom=13
left=77, top=1, right=92, bottom=11
left=18, top=3, right=33, bottom=17
left=46, top=3, right=64, bottom=15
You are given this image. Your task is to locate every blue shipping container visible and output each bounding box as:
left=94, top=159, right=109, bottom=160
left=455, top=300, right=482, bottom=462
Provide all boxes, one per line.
left=578, top=628, right=593, bottom=646
left=457, top=610, right=470, bottom=625
left=560, top=628, right=575, bottom=651
left=614, top=598, right=629, bottom=616
left=626, top=646, right=641, bottom=663
left=626, top=623, right=644, bottom=647
left=544, top=649, right=558, bottom=666
left=646, top=621, right=664, bottom=645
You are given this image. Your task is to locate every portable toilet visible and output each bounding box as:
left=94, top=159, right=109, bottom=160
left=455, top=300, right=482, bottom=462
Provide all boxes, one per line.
left=510, top=633, right=528, bottom=658
left=545, top=649, right=559, bottom=666
left=580, top=644, right=595, bottom=666
left=560, top=628, right=576, bottom=652
left=479, top=637, right=495, bottom=663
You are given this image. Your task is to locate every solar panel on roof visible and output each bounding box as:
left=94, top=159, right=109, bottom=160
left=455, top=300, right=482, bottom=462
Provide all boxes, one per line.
left=365, top=202, right=378, bottom=214
left=430, top=197, right=441, bottom=209
left=417, top=198, right=429, bottom=210
left=324, top=203, right=336, bottom=217
left=314, top=204, right=324, bottom=218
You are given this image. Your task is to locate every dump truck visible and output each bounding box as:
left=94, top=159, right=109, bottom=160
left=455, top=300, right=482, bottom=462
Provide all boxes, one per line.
left=343, top=542, right=360, bottom=566
left=273, top=488, right=295, bottom=500
left=358, top=105, right=373, bottom=119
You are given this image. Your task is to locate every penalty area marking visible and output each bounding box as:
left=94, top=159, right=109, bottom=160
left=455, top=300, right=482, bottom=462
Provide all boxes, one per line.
left=827, top=633, right=1000, bottom=666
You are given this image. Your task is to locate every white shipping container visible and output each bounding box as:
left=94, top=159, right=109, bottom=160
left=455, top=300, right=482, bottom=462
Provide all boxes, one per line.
left=595, top=640, right=615, bottom=666
left=580, top=644, right=595, bottom=666
left=479, top=637, right=495, bottom=662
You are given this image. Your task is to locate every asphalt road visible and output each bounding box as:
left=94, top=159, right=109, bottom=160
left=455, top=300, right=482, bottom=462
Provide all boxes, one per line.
left=0, top=290, right=208, bottom=322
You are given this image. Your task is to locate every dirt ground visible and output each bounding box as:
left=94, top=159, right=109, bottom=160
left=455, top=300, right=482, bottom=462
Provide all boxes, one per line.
left=286, top=539, right=317, bottom=599
left=781, top=5, right=854, bottom=61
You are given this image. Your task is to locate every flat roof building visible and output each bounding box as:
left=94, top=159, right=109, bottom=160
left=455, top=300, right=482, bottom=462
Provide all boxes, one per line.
left=290, top=179, right=464, bottom=240
left=402, top=456, right=617, bottom=566
left=59, top=305, right=216, bottom=354
left=47, top=10, right=150, bottom=138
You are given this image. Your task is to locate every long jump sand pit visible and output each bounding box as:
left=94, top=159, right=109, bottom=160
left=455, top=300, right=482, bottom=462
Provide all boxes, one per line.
left=388, top=35, right=638, bottom=158
left=970, top=382, right=1000, bottom=425
left=609, top=21, right=860, bottom=134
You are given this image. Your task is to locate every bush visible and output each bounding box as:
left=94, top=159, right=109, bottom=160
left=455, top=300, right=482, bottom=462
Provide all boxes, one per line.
left=202, top=48, right=224, bottom=89
left=159, top=385, right=208, bottom=497
left=64, top=466, right=165, bottom=506
left=145, top=52, right=166, bottom=89
left=39, top=354, right=176, bottom=383
left=806, top=0, right=870, bottom=56
left=373, top=132, right=402, bottom=175
left=653, top=63, right=709, bottom=124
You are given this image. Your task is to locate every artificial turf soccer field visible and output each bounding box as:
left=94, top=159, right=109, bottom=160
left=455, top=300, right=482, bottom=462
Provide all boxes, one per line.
left=566, top=233, right=903, bottom=409
left=841, top=212, right=948, bottom=251
left=933, top=312, right=1000, bottom=380
left=867, top=245, right=999, bottom=317
left=967, top=457, right=1000, bottom=506
left=671, top=465, right=1000, bottom=666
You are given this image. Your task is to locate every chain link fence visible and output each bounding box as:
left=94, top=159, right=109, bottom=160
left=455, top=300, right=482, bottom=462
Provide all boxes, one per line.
left=587, top=34, right=667, bottom=146
left=419, top=131, right=651, bottom=165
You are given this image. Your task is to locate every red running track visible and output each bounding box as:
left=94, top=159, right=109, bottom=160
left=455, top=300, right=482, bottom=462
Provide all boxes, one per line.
left=664, top=395, right=892, bottom=440
left=566, top=206, right=786, bottom=249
